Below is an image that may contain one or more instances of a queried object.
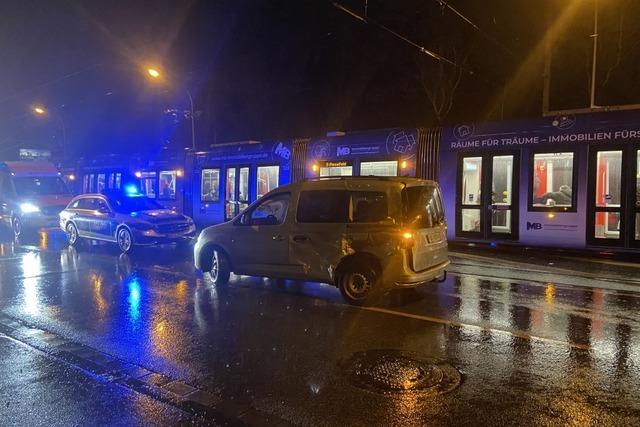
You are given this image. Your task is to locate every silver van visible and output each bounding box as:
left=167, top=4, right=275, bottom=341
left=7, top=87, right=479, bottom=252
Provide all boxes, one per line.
left=194, top=177, right=449, bottom=304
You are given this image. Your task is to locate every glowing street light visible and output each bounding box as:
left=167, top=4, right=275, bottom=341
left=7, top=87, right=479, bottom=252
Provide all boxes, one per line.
left=146, top=66, right=196, bottom=150
left=31, top=103, right=67, bottom=159
left=147, top=68, right=161, bottom=79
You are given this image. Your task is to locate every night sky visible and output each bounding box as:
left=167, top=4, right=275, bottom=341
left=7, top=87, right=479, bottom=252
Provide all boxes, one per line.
left=1, top=0, right=639, bottom=158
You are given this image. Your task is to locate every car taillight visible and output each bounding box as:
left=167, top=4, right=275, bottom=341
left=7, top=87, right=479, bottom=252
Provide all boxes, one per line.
left=400, top=231, right=414, bottom=249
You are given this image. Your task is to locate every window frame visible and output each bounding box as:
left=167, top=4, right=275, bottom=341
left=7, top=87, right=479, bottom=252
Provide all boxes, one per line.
left=158, top=170, right=177, bottom=201
left=528, top=148, right=578, bottom=213
left=296, top=189, right=350, bottom=224
left=256, top=164, right=280, bottom=199
left=200, top=167, right=221, bottom=202
left=235, top=192, right=291, bottom=226
left=359, top=159, right=399, bottom=177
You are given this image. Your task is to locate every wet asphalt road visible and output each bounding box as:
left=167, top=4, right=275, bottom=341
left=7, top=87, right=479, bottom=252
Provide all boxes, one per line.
left=0, top=229, right=639, bottom=426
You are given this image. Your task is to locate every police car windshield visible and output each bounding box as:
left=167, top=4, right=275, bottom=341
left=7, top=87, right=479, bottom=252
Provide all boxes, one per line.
left=109, top=195, right=163, bottom=213
left=13, top=176, right=70, bottom=196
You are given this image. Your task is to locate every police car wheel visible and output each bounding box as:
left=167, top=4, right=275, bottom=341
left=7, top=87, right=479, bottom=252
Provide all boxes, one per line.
left=66, top=223, right=79, bottom=246
left=117, top=228, right=133, bottom=253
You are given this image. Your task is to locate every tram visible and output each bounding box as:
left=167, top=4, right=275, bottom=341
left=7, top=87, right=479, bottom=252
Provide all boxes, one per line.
left=438, top=110, right=640, bottom=252
left=73, top=109, right=640, bottom=253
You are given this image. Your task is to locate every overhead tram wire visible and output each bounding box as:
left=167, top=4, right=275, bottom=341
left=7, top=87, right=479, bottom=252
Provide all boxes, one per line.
left=434, top=0, right=515, bottom=57
left=332, top=2, right=472, bottom=74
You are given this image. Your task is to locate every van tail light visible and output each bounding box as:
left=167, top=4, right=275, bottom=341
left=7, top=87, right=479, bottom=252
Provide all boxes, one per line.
left=400, top=231, right=415, bottom=249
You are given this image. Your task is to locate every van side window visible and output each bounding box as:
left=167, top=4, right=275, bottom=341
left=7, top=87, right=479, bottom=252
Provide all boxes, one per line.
left=241, top=193, right=290, bottom=226
left=297, top=190, right=349, bottom=223
left=352, top=191, right=389, bottom=223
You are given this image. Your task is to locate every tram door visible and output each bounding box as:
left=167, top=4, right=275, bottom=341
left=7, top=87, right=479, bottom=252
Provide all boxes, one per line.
left=225, top=166, right=249, bottom=221
left=587, top=145, right=640, bottom=247
left=456, top=152, right=519, bottom=240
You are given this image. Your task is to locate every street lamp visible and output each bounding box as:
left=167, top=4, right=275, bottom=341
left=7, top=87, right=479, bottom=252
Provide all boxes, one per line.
left=146, top=67, right=196, bottom=151
left=32, top=104, right=67, bottom=160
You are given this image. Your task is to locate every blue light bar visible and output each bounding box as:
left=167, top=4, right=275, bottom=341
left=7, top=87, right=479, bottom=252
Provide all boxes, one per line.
left=124, top=184, right=140, bottom=196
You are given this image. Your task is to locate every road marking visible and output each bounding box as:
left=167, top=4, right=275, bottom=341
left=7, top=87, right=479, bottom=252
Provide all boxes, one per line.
left=356, top=305, right=592, bottom=351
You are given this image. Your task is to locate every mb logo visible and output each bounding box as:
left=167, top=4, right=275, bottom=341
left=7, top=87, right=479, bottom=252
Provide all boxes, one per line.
left=274, top=142, right=291, bottom=160
left=526, top=222, right=543, bottom=230
left=337, top=146, right=350, bottom=156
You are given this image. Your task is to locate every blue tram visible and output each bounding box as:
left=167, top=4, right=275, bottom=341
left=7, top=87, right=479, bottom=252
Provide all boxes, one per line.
left=438, top=110, right=640, bottom=252
left=73, top=109, right=640, bottom=253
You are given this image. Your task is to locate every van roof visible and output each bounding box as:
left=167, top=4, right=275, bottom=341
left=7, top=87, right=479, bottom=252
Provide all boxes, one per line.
left=0, top=161, right=60, bottom=177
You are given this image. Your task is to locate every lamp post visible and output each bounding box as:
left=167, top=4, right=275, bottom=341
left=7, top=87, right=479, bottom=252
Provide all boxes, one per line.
left=32, top=105, right=67, bottom=160
left=146, top=68, right=196, bottom=151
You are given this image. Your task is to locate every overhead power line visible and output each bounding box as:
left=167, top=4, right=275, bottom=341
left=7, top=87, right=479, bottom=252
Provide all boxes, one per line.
left=332, top=2, right=466, bottom=71
left=435, top=0, right=514, bottom=57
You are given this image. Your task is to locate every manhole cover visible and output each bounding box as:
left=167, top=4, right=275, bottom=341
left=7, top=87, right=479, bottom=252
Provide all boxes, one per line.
left=343, top=350, right=461, bottom=395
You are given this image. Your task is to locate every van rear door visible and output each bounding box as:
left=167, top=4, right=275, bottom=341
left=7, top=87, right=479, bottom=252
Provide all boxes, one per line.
left=402, top=183, right=448, bottom=272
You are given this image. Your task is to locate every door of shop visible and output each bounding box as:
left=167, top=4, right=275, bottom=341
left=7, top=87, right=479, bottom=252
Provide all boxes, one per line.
left=456, top=152, right=519, bottom=240
left=587, top=144, right=640, bottom=248
left=224, top=166, right=249, bottom=221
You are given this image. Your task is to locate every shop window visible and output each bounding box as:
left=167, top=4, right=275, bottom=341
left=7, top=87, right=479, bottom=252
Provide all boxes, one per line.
left=140, top=172, right=157, bottom=198
left=159, top=171, right=176, bottom=200
left=532, top=152, right=575, bottom=209
left=297, top=190, right=349, bottom=223
left=351, top=191, right=389, bottom=223
left=201, top=169, right=220, bottom=202
left=96, top=173, right=106, bottom=193
left=360, top=161, right=398, bottom=177
left=257, top=166, right=279, bottom=198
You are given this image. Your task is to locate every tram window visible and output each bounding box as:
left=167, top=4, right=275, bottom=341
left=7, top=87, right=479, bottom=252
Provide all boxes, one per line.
left=159, top=171, right=176, bottom=200
left=595, top=151, right=622, bottom=208
left=462, top=157, right=481, bottom=205
left=257, top=166, right=279, bottom=198
left=83, top=175, right=89, bottom=193
left=89, top=174, right=95, bottom=192
left=320, top=165, right=352, bottom=177
left=97, top=173, right=106, bottom=193
left=360, top=161, right=398, bottom=177
left=636, top=151, right=640, bottom=206
left=201, top=169, right=220, bottom=202
left=140, top=172, right=157, bottom=198
left=239, top=167, right=249, bottom=202
left=115, top=173, right=122, bottom=189
left=532, top=152, right=574, bottom=208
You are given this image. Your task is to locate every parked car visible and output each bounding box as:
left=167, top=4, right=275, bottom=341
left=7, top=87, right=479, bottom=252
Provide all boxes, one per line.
left=59, top=190, right=196, bottom=253
left=194, top=176, right=449, bottom=304
left=0, top=161, right=73, bottom=237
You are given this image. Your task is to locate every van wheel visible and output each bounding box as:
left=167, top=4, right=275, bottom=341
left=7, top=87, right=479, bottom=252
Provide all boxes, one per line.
left=117, top=228, right=133, bottom=253
left=209, top=250, right=230, bottom=285
left=66, top=223, right=79, bottom=246
left=338, top=261, right=379, bottom=305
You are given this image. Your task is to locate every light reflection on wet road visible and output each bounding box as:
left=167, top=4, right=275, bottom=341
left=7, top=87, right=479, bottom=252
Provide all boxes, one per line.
left=0, top=230, right=639, bottom=425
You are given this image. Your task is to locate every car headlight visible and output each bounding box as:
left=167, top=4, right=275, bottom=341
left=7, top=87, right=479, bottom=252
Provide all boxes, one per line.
left=20, top=202, right=40, bottom=214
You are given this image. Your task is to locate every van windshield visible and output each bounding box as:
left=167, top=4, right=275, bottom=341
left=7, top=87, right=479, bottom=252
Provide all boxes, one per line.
left=403, top=185, right=445, bottom=229
left=13, top=176, right=70, bottom=196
